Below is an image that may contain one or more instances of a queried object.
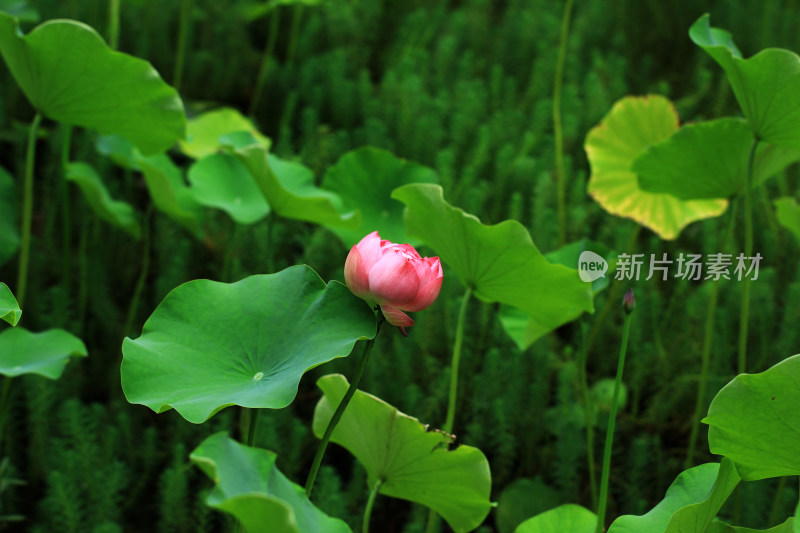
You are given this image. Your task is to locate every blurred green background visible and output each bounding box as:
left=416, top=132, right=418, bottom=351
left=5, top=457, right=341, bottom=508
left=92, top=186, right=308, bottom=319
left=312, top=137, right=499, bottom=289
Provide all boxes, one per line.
left=1, top=0, right=799, bottom=531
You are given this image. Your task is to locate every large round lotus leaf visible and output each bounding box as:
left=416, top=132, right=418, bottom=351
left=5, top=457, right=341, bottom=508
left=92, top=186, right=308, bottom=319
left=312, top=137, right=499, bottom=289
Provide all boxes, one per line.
left=608, top=460, right=740, bottom=533
left=0, top=166, right=19, bottom=267
left=0, top=12, right=184, bottom=154
left=121, top=266, right=376, bottom=424
left=635, top=118, right=800, bottom=200
left=393, top=184, right=594, bottom=338
left=0, top=327, right=87, bottom=379
left=706, top=518, right=795, bottom=533
left=704, top=354, right=800, bottom=480
left=234, top=144, right=359, bottom=229
left=312, top=373, right=492, bottom=533
left=0, top=282, right=21, bottom=326
left=321, top=147, right=438, bottom=246
left=514, top=504, right=596, bottom=533
left=66, top=162, right=141, bottom=238
left=691, top=14, right=800, bottom=151
left=191, top=432, right=351, bottom=533
left=775, top=197, right=800, bottom=244
left=180, top=107, right=270, bottom=160
left=188, top=153, right=270, bottom=225
left=496, top=477, right=560, bottom=533
left=585, top=95, right=728, bottom=239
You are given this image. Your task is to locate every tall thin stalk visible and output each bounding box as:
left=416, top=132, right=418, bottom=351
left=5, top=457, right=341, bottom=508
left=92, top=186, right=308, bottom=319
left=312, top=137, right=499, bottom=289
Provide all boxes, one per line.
left=16, top=113, right=43, bottom=308
left=362, top=479, right=383, bottom=533
left=685, top=202, right=738, bottom=468
left=553, top=0, right=574, bottom=247
left=305, top=316, right=383, bottom=497
left=596, top=291, right=634, bottom=533
left=738, top=139, right=759, bottom=374
left=173, top=0, right=193, bottom=92
left=248, top=8, right=280, bottom=117
left=443, top=288, right=472, bottom=434
left=108, top=0, right=120, bottom=49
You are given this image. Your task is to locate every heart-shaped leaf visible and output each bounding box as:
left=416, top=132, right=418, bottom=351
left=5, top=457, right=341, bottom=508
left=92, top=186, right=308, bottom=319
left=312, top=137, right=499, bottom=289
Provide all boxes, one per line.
left=392, top=183, right=594, bottom=338
left=188, top=153, right=270, bottom=225
left=121, top=265, right=376, bottom=424
left=190, top=432, right=351, bottom=533
left=137, top=153, right=203, bottom=236
left=514, top=504, right=597, bottom=533
left=66, top=162, right=141, bottom=238
left=585, top=95, right=728, bottom=239
left=0, top=282, right=21, bottom=326
left=704, top=354, right=800, bottom=480
left=706, top=518, right=795, bottom=533
left=690, top=14, right=800, bottom=151
left=608, top=460, right=740, bottom=533
left=635, top=118, right=800, bottom=199
left=775, top=197, right=800, bottom=244
left=312, top=373, right=492, bottom=533
left=321, top=147, right=438, bottom=246
left=0, top=12, right=185, bottom=154
left=235, top=144, right=359, bottom=229
left=0, top=327, right=87, bottom=379
left=0, top=166, right=18, bottom=267
left=180, top=107, right=271, bottom=160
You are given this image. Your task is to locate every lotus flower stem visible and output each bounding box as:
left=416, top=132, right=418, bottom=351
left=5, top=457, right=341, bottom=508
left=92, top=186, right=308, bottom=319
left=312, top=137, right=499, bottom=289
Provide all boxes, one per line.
left=443, top=288, right=472, bottom=435
left=738, top=139, right=759, bottom=374
left=305, top=315, right=384, bottom=497
left=596, top=291, right=634, bottom=532
left=16, top=112, right=42, bottom=308
left=0, top=376, right=12, bottom=449
left=173, top=0, right=192, bottom=92
left=553, top=0, right=574, bottom=247
left=108, top=0, right=120, bottom=49
left=248, top=7, right=280, bottom=117
left=362, top=478, right=383, bottom=533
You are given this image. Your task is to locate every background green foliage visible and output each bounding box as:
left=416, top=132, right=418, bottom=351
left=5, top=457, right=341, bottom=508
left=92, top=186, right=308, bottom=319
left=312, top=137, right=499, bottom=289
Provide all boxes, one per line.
left=1, top=0, right=799, bottom=531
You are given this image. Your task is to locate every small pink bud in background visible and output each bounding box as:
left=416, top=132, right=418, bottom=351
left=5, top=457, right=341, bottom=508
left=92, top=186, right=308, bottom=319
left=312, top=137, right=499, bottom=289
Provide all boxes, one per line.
left=344, top=231, right=443, bottom=335
left=623, top=288, right=635, bottom=314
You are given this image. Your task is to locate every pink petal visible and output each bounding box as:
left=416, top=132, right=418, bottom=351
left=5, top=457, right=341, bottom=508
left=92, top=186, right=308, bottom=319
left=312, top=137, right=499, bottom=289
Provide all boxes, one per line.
left=380, top=305, right=415, bottom=327
left=368, top=253, right=420, bottom=306
left=344, top=245, right=371, bottom=300
left=354, top=231, right=385, bottom=271
left=400, top=274, right=443, bottom=312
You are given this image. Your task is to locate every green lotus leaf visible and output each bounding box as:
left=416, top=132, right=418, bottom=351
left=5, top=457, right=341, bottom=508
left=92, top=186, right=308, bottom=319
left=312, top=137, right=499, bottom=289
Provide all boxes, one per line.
left=690, top=14, right=800, bottom=151
left=322, top=147, right=438, bottom=246
left=586, top=95, right=728, bottom=239
left=704, top=354, right=800, bottom=480
left=514, top=504, right=597, bottom=533
left=775, top=197, right=800, bottom=244
left=66, top=162, right=141, bottom=238
left=0, top=166, right=18, bottom=266
left=635, top=117, right=800, bottom=199
left=705, top=518, right=795, bottom=533
left=0, top=327, right=87, bottom=379
left=607, top=460, right=740, bottom=533
left=96, top=134, right=141, bottom=171
left=180, top=107, right=270, bottom=160
left=312, top=373, right=492, bottom=533
left=393, top=183, right=594, bottom=339
left=137, top=153, right=203, bottom=237
left=0, top=12, right=184, bottom=154
left=234, top=144, right=358, bottom=229
left=499, top=239, right=615, bottom=350
left=0, top=282, right=20, bottom=326
left=188, top=153, right=270, bottom=225
left=121, top=266, right=376, bottom=424
left=190, top=432, right=351, bottom=533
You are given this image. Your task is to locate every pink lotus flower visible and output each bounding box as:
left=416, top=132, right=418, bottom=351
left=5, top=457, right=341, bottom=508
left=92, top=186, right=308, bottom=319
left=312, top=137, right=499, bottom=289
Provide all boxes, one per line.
left=344, top=231, right=443, bottom=335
